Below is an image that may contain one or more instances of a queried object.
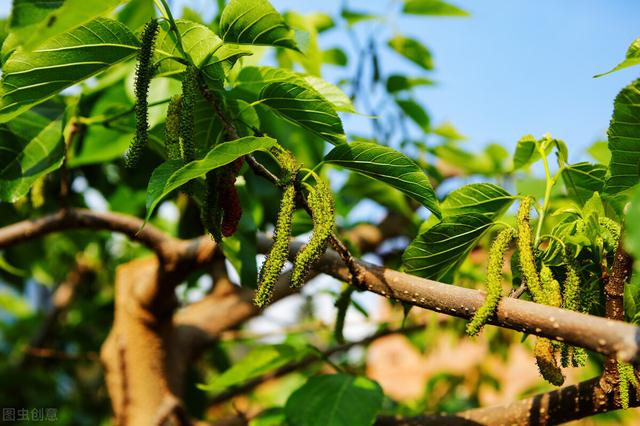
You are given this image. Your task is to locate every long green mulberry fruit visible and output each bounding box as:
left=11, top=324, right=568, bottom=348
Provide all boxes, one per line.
left=255, top=184, right=296, bottom=307
left=466, top=227, right=515, bottom=336
left=180, top=66, right=197, bottom=163
left=517, top=197, right=544, bottom=303
left=290, top=178, right=335, bottom=288
left=534, top=337, right=565, bottom=386
left=165, top=95, right=182, bottom=160
left=125, top=19, right=159, bottom=167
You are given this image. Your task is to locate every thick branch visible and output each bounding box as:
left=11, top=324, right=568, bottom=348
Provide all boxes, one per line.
left=0, top=209, right=175, bottom=260
left=376, top=375, right=640, bottom=426
left=256, top=235, right=640, bottom=363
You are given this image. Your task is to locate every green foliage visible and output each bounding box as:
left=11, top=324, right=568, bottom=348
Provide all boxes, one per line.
left=220, top=0, right=299, bottom=51
left=145, top=136, right=277, bottom=222
left=0, top=18, right=139, bottom=122
left=0, top=118, right=63, bottom=201
left=388, top=34, right=434, bottom=70
left=258, top=81, right=346, bottom=144
left=9, top=0, right=127, bottom=51
left=402, top=0, right=470, bottom=17
left=324, top=141, right=440, bottom=218
left=595, top=37, right=640, bottom=77
left=199, top=344, right=309, bottom=394
left=285, top=374, right=384, bottom=426
left=604, top=78, right=640, bottom=196
left=1, top=0, right=639, bottom=421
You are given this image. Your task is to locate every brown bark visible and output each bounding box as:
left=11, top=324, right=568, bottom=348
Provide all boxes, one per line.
left=376, top=375, right=640, bottom=426
left=599, top=233, right=634, bottom=397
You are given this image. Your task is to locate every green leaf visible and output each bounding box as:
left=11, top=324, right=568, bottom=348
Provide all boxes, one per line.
left=12, top=0, right=127, bottom=51
left=604, top=79, right=640, bottom=196
left=117, top=0, right=155, bottom=31
left=625, top=185, right=640, bottom=260
left=388, top=35, right=433, bottom=70
left=341, top=10, right=379, bottom=26
left=0, top=18, right=139, bottom=123
left=258, top=82, right=346, bottom=144
left=9, top=0, right=63, bottom=31
left=285, top=374, right=384, bottom=426
left=154, top=20, right=251, bottom=80
left=199, top=344, right=308, bottom=393
left=441, top=183, right=515, bottom=218
left=325, top=141, right=440, bottom=218
left=625, top=272, right=640, bottom=324
left=396, top=98, right=430, bottom=132
left=323, top=47, right=348, bottom=66
left=220, top=0, right=299, bottom=51
left=402, top=0, right=470, bottom=16
left=386, top=75, right=434, bottom=93
left=304, top=76, right=355, bottom=113
left=0, top=118, right=63, bottom=202
left=145, top=136, right=277, bottom=222
left=595, top=37, right=640, bottom=78
left=587, top=140, right=611, bottom=165
left=512, top=134, right=539, bottom=170
left=562, top=162, right=606, bottom=206
left=236, top=66, right=354, bottom=113
left=402, top=214, right=493, bottom=281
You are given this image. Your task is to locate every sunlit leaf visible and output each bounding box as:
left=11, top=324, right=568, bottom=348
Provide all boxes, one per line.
left=595, top=37, right=640, bottom=78
left=562, top=162, right=606, bottom=206
left=388, top=35, right=433, bottom=70
left=325, top=141, right=440, bottom=217
left=402, top=214, right=493, bottom=282
left=441, top=183, right=514, bottom=218
left=386, top=74, right=434, bottom=93
left=220, top=0, right=299, bottom=51
left=0, top=118, right=63, bottom=201
left=199, top=344, right=308, bottom=393
left=154, top=20, right=251, bottom=80
left=402, top=0, right=470, bottom=17
left=258, top=82, right=346, bottom=144
left=396, top=98, right=430, bottom=131
left=145, top=136, right=277, bottom=222
left=604, top=78, right=640, bottom=196
left=0, top=18, right=139, bottom=122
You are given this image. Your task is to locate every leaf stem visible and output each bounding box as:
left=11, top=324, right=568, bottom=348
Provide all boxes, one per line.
left=155, top=0, right=192, bottom=64
left=534, top=147, right=554, bottom=245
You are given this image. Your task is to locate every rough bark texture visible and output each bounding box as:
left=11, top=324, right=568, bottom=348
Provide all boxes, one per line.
left=376, top=376, right=640, bottom=426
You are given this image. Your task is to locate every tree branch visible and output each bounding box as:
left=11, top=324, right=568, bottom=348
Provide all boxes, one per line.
left=0, top=208, right=176, bottom=260
left=376, top=375, right=640, bottom=426
left=256, top=235, right=640, bottom=363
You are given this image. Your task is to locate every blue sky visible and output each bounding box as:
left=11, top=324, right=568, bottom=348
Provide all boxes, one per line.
left=2, top=0, right=639, bottom=161
left=268, top=0, right=640, bottom=161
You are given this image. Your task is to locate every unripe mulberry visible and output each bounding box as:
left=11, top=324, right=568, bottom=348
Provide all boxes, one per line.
left=517, top=197, right=544, bottom=303
left=125, top=19, right=159, bottom=167
left=466, top=227, right=515, bottom=336
left=290, top=178, right=335, bottom=288
left=255, top=184, right=296, bottom=307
